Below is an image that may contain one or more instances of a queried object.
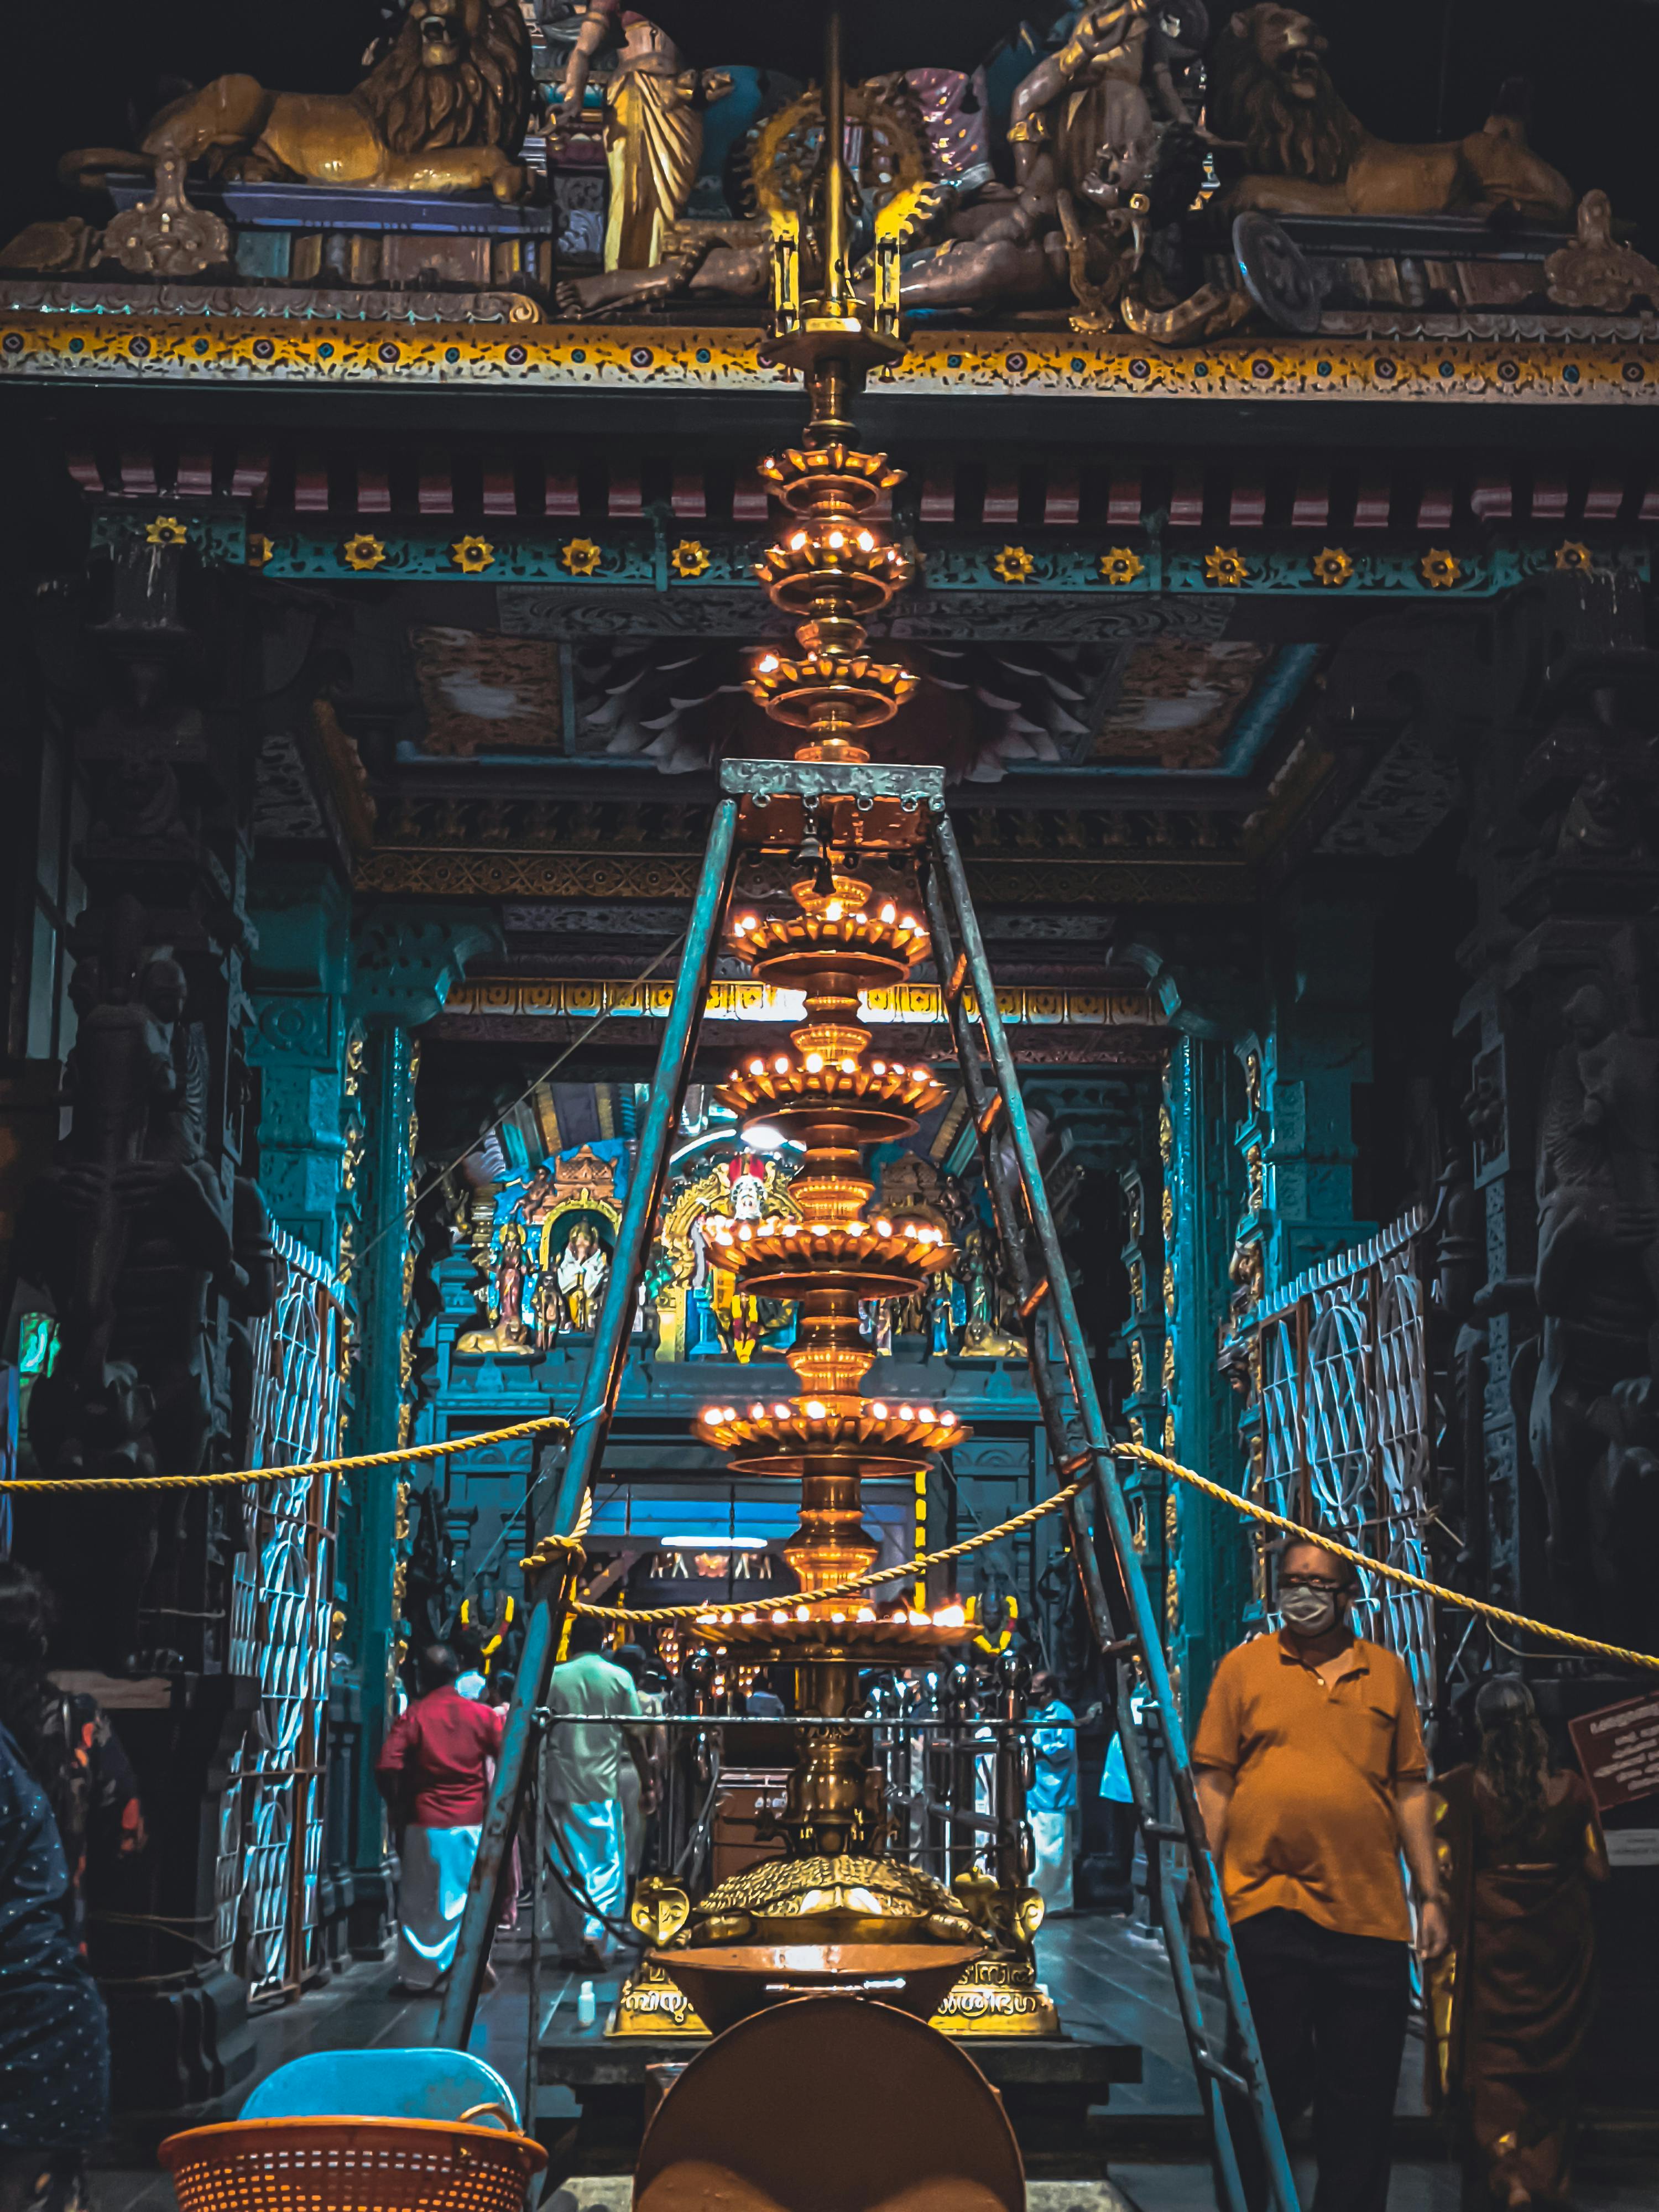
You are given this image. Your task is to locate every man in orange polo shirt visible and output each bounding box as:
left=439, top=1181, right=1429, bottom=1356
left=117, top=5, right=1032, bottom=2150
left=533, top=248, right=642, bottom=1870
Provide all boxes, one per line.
left=1192, top=1536, right=1448, bottom=2212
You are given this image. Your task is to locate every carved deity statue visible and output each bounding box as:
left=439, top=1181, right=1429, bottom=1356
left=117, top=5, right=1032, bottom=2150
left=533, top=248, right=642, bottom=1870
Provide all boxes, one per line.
left=1523, top=982, right=1659, bottom=1641
left=557, top=0, right=731, bottom=273
left=858, top=0, right=1209, bottom=324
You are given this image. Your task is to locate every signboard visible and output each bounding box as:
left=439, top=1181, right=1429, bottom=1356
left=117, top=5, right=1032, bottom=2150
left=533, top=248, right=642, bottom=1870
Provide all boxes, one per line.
left=1569, top=1692, right=1659, bottom=1812
left=1604, top=1830, right=1659, bottom=1868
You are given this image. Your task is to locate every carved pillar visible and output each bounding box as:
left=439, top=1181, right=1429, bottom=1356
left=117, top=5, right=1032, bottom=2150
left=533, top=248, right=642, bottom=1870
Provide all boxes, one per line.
left=1459, top=573, right=1657, bottom=1642
left=1221, top=917, right=1376, bottom=1621
left=7, top=511, right=266, bottom=2106
left=341, top=906, right=499, bottom=1953
left=1455, top=573, right=1659, bottom=2106
left=1117, top=1156, right=1168, bottom=1634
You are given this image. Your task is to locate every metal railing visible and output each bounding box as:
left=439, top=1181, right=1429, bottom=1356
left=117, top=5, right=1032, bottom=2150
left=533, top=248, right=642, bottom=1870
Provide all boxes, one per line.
left=217, top=1226, right=346, bottom=2001
left=1248, top=1206, right=1437, bottom=1708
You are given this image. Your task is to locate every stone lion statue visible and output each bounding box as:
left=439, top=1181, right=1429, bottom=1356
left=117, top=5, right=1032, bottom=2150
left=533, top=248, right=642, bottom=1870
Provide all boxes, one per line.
left=139, top=0, right=533, bottom=202
left=1208, top=4, right=1573, bottom=221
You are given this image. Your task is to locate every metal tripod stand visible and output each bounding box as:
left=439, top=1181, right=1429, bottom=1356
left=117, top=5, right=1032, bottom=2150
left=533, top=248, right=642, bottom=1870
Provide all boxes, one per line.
left=437, top=759, right=1297, bottom=2212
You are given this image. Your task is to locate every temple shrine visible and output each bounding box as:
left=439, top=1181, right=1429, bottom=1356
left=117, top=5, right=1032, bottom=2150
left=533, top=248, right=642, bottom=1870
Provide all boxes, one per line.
left=2, top=3, right=1658, bottom=2208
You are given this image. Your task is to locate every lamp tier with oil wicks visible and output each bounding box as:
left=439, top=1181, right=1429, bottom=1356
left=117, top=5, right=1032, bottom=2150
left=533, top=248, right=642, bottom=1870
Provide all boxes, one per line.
left=746, top=441, right=917, bottom=753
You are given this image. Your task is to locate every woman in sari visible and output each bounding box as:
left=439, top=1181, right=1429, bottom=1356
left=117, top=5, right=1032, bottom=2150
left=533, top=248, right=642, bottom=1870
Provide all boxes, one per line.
left=1428, top=1677, right=1608, bottom=2209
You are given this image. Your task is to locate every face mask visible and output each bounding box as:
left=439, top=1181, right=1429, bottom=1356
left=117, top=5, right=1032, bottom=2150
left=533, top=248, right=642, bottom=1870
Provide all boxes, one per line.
left=1278, top=1584, right=1340, bottom=1635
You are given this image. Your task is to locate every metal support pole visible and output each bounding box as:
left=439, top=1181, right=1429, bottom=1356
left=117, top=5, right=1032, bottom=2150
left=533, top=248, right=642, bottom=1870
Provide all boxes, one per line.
left=525, top=1712, right=546, bottom=2128
left=922, top=811, right=1297, bottom=2212
left=822, top=4, right=847, bottom=311
left=437, top=796, right=740, bottom=2048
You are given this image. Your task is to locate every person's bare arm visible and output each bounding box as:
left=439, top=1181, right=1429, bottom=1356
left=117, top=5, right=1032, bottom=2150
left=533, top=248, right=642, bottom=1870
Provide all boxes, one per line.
left=1187, top=1766, right=1235, bottom=1939
left=561, top=0, right=618, bottom=116
left=1394, top=1780, right=1451, bottom=1959
left=624, top=1727, right=658, bottom=1812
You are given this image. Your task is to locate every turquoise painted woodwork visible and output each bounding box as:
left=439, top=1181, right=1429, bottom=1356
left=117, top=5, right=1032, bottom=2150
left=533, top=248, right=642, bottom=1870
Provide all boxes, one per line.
left=1162, top=1039, right=1251, bottom=1723
left=86, top=509, right=1651, bottom=599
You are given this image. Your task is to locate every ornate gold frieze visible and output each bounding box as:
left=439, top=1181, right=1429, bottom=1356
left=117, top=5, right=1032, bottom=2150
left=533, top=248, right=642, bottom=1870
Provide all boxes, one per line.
left=3, top=316, right=1657, bottom=405
left=355, top=846, right=1261, bottom=906
left=440, top=976, right=1157, bottom=1031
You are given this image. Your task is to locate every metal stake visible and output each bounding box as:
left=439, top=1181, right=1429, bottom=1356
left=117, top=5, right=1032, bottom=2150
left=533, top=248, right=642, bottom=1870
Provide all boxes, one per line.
left=438, top=796, right=740, bottom=2048
left=922, top=810, right=1297, bottom=2212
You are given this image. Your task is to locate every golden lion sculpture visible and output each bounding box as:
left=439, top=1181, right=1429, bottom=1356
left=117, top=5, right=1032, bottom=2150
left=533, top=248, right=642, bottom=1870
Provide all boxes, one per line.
left=1210, top=4, right=1573, bottom=221
left=139, top=0, right=533, bottom=202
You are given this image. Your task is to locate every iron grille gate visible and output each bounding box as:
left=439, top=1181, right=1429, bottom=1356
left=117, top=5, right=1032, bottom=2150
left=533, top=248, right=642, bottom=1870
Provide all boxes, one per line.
left=1254, top=1206, right=1437, bottom=1710
left=218, top=1224, right=345, bottom=2001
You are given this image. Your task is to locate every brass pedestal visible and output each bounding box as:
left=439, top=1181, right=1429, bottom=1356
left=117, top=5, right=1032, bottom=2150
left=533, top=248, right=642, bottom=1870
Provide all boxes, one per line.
left=611, top=1852, right=1057, bottom=2038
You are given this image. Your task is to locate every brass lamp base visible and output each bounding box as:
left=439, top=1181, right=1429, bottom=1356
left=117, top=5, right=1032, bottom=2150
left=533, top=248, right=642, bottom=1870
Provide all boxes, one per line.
left=611, top=1955, right=708, bottom=2038
left=932, top=1955, right=1061, bottom=2038
left=608, top=1854, right=1058, bottom=2039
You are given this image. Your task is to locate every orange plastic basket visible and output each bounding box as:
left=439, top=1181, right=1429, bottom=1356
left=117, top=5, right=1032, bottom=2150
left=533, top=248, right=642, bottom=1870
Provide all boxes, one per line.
left=158, top=2116, right=547, bottom=2212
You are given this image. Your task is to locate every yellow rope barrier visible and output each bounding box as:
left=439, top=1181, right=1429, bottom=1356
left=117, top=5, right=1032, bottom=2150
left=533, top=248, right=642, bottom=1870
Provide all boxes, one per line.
left=1115, top=1440, right=1659, bottom=1677
left=18, top=1381, right=1650, bottom=1675
left=572, top=1477, right=1091, bottom=1623
left=581, top=1436, right=1659, bottom=1674
left=0, top=1414, right=572, bottom=1494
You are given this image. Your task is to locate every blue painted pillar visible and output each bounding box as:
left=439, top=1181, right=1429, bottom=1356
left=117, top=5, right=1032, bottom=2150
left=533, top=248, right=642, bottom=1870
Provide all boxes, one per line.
left=338, top=905, right=501, bottom=1953
left=1163, top=1037, right=1249, bottom=1721
left=246, top=862, right=355, bottom=1263
left=1259, top=898, right=1376, bottom=1290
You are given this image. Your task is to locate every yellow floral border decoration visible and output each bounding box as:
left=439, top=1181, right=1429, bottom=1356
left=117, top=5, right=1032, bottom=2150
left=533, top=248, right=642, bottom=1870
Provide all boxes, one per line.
left=1203, top=546, right=1249, bottom=588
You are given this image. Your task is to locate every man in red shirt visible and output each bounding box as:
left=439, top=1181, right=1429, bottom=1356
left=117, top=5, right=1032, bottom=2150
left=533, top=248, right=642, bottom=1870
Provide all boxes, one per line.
left=377, top=1644, right=506, bottom=1992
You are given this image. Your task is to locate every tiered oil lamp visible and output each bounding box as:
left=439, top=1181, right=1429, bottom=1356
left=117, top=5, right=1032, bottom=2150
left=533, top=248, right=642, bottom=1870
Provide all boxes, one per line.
left=692, top=866, right=969, bottom=1856
left=619, top=49, right=1054, bottom=2036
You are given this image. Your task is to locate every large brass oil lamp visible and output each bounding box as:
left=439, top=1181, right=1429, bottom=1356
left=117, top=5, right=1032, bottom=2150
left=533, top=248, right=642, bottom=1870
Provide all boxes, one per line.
left=613, top=0, right=1054, bottom=2042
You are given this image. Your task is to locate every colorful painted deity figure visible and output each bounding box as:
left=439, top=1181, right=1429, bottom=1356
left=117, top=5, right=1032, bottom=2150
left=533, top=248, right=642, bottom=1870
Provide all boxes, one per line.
left=556, top=1219, right=611, bottom=1333
left=491, top=1222, right=530, bottom=1347
left=700, top=1155, right=779, bottom=1360
left=460, top=1141, right=625, bottom=1354
left=658, top=1149, right=801, bottom=1360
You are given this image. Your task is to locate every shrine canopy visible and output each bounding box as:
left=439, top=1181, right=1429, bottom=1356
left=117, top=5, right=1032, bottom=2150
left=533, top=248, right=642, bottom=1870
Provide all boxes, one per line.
left=632, top=0, right=1066, bottom=80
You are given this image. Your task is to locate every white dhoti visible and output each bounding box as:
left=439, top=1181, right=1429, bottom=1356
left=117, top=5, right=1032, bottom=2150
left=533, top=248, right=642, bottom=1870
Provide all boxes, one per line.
left=619, top=1761, right=643, bottom=1885
left=542, top=1798, right=628, bottom=1960
left=1030, top=1808, right=1074, bottom=1914
left=396, top=1822, right=481, bottom=1988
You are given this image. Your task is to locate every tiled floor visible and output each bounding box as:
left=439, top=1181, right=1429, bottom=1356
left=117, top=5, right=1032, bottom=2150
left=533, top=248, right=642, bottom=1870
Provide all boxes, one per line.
left=89, top=1911, right=1658, bottom=2212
